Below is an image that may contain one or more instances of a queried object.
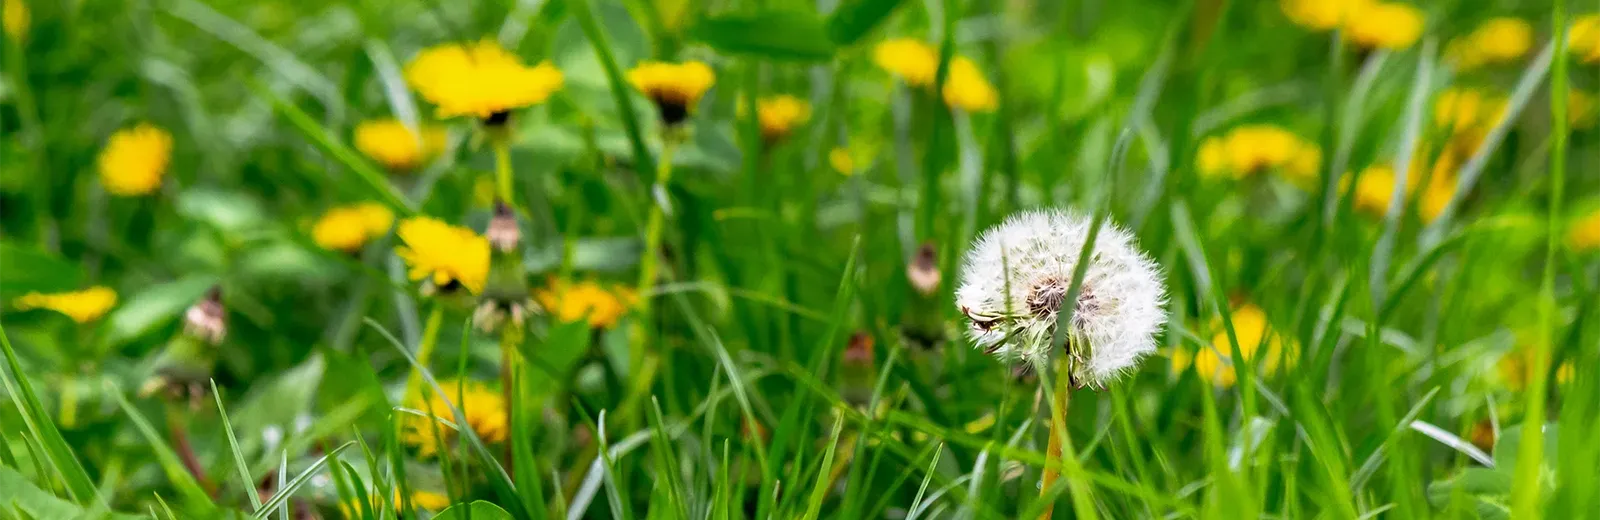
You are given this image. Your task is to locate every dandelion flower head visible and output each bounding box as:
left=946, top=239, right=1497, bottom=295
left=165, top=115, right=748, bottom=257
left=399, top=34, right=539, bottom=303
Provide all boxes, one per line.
left=1447, top=17, right=1533, bottom=70
left=535, top=279, right=637, bottom=329
left=355, top=119, right=447, bottom=171
left=340, top=490, right=452, bottom=518
left=874, top=38, right=939, bottom=87
left=312, top=202, right=394, bottom=253
left=1570, top=206, right=1600, bottom=252
left=395, top=217, right=490, bottom=294
left=1170, top=302, right=1296, bottom=388
left=829, top=147, right=856, bottom=175
left=1497, top=345, right=1574, bottom=392
left=1569, top=14, right=1600, bottom=64
left=627, top=61, right=716, bottom=127
left=1196, top=125, right=1320, bottom=183
left=98, top=123, right=172, bottom=197
left=941, top=56, right=999, bottom=113
left=956, top=210, right=1167, bottom=388
left=753, top=95, right=811, bottom=143
left=1569, top=88, right=1598, bottom=130
left=1280, top=0, right=1371, bottom=31
left=3, top=0, right=27, bottom=41
left=15, top=286, right=117, bottom=324
left=401, top=379, right=507, bottom=458
left=1344, top=3, right=1425, bottom=50
left=404, top=40, right=564, bottom=120
left=1348, top=163, right=1452, bottom=222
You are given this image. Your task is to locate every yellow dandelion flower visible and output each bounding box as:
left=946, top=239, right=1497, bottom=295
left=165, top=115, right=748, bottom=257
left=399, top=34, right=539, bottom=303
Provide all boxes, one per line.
left=1344, top=3, right=1424, bottom=51
left=1448, top=17, right=1532, bottom=70
left=98, top=124, right=172, bottom=196
left=1196, top=137, right=1227, bottom=177
left=1171, top=303, right=1294, bottom=388
left=1287, top=143, right=1324, bottom=184
left=1434, top=88, right=1504, bottom=131
left=627, top=61, right=716, bottom=127
left=312, top=203, right=394, bottom=253
left=1280, top=0, right=1371, bottom=31
left=1569, top=89, right=1597, bottom=130
left=395, top=217, right=490, bottom=294
left=874, top=38, right=939, bottom=87
left=404, top=40, right=564, bottom=121
left=1569, top=14, right=1600, bottom=64
left=1198, top=125, right=1318, bottom=181
left=1570, top=207, right=1600, bottom=252
left=1349, top=163, right=1451, bottom=222
left=1497, top=347, right=1574, bottom=392
left=754, top=95, right=810, bottom=144
left=340, top=489, right=453, bottom=518
left=941, top=56, right=999, bottom=113
left=3, top=0, right=27, bottom=41
left=15, top=286, right=117, bottom=324
left=535, top=279, right=637, bottom=329
left=354, top=119, right=447, bottom=171
left=829, top=147, right=856, bottom=175
left=401, top=379, right=507, bottom=458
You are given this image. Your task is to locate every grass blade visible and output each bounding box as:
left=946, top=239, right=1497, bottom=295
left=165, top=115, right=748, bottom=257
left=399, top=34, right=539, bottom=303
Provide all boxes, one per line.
left=211, top=380, right=264, bottom=510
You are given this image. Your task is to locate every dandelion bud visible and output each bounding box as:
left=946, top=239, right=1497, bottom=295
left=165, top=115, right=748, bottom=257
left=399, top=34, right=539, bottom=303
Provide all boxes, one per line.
left=486, top=201, right=521, bottom=253
left=184, top=287, right=227, bottom=345
left=841, top=331, right=876, bottom=406
left=956, top=210, right=1167, bottom=388
left=907, top=242, right=942, bottom=296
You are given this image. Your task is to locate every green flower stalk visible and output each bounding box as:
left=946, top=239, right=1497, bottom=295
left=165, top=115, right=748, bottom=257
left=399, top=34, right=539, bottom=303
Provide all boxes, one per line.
left=139, top=287, right=225, bottom=404
left=474, top=201, right=534, bottom=334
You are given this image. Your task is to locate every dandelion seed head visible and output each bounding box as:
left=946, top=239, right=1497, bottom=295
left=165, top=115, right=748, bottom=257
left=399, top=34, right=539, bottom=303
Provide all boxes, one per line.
left=955, top=209, right=1166, bottom=387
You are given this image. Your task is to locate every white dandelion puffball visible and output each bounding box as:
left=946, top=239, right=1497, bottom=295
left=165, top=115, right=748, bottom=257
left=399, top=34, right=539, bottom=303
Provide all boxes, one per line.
left=956, top=209, right=1167, bottom=388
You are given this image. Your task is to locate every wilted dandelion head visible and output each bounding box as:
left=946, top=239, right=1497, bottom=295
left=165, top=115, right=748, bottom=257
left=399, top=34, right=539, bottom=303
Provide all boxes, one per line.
left=395, top=217, right=490, bottom=295
left=941, top=56, right=999, bottom=113
left=403, top=40, right=564, bottom=122
left=402, top=379, right=508, bottom=458
left=312, top=202, right=393, bottom=253
left=627, top=61, right=716, bottom=127
left=535, top=278, right=637, bottom=329
left=1570, top=14, right=1600, bottom=64
left=1343, top=3, right=1424, bottom=51
left=1279, top=0, right=1369, bottom=31
left=14, top=286, right=117, bottom=324
left=874, top=38, right=939, bottom=87
left=354, top=119, right=446, bottom=172
left=1170, top=302, right=1296, bottom=388
left=955, top=210, right=1166, bottom=388
left=1570, top=206, right=1600, bottom=253
left=753, top=95, right=810, bottom=144
left=1446, top=17, right=1532, bottom=70
left=98, top=123, right=172, bottom=197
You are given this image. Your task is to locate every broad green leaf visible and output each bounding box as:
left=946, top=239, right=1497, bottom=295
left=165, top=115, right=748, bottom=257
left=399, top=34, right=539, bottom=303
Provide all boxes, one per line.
left=691, top=10, right=837, bottom=61
left=106, top=275, right=219, bottom=345
left=0, top=322, right=99, bottom=504
left=175, top=188, right=266, bottom=236
left=433, top=501, right=513, bottom=520
left=825, top=0, right=907, bottom=46
left=0, top=242, right=84, bottom=296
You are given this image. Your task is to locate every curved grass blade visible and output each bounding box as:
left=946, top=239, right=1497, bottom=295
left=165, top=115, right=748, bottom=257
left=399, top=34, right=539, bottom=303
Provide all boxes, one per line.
left=0, top=321, right=98, bottom=504
left=251, top=442, right=357, bottom=518
left=107, top=386, right=213, bottom=508
left=211, top=380, right=263, bottom=510
left=248, top=80, right=416, bottom=215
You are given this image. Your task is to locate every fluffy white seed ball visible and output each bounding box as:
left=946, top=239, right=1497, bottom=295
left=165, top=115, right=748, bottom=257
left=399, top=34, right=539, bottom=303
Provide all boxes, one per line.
left=955, top=209, right=1167, bottom=388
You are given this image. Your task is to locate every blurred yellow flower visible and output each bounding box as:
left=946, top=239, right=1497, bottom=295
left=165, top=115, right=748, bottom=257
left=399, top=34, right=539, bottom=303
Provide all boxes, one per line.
left=874, top=38, right=939, bottom=87
left=1280, top=0, right=1370, bottom=31
left=829, top=147, right=856, bottom=175
left=1570, top=207, right=1600, bottom=252
left=15, top=287, right=116, bottom=324
left=535, top=279, right=637, bottom=329
left=1497, top=347, right=1574, bottom=392
left=401, top=379, right=506, bottom=457
left=754, top=95, right=810, bottom=143
left=1434, top=88, right=1507, bottom=159
left=1171, top=303, right=1294, bottom=388
left=1569, top=89, right=1597, bottom=130
left=1570, top=14, right=1600, bottom=64
left=340, top=490, right=452, bottom=518
left=1348, top=163, right=1453, bottom=222
left=98, top=124, right=172, bottom=196
left=355, top=119, right=446, bottom=171
left=941, top=56, right=999, bottom=112
left=1344, top=3, right=1424, bottom=50
left=312, top=203, right=394, bottom=253
left=3, top=0, right=26, bottom=41
left=1447, top=17, right=1533, bottom=70
left=395, top=217, right=490, bottom=294
left=627, top=61, right=715, bottom=127
left=404, top=40, right=564, bottom=121
left=1195, top=125, right=1319, bottom=183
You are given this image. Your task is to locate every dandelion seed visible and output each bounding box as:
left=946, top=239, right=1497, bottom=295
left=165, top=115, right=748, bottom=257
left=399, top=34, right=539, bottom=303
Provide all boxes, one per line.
left=98, top=123, right=172, bottom=197
left=14, top=286, right=117, bottom=324
left=401, top=379, right=508, bottom=458
left=354, top=119, right=447, bottom=172
left=955, top=210, right=1166, bottom=388
left=395, top=217, right=491, bottom=295
left=627, top=61, right=716, bottom=127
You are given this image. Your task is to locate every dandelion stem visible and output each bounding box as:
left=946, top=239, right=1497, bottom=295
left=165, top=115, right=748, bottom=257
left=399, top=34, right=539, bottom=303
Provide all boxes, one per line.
left=404, top=304, right=445, bottom=401
left=494, top=139, right=515, bottom=207
left=167, top=405, right=215, bottom=498
left=632, top=139, right=678, bottom=380
left=499, top=323, right=522, bottom=471
left=1038, top=354, right=1073, bottom=520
